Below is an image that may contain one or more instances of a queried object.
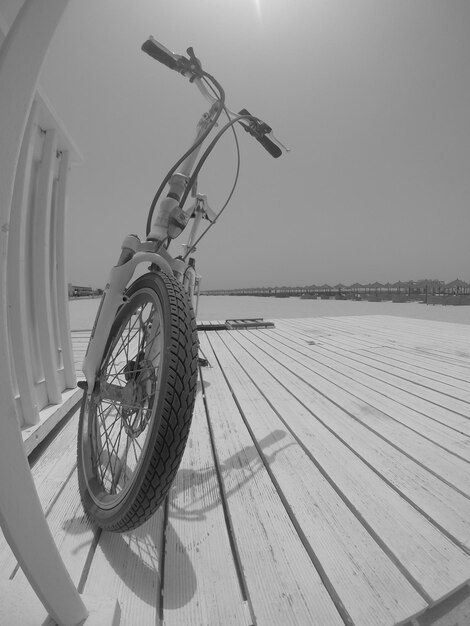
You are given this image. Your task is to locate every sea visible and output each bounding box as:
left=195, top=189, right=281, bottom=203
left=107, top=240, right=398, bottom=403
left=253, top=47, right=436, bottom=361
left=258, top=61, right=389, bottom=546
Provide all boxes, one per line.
left=69, top=295, right=470, bottom=331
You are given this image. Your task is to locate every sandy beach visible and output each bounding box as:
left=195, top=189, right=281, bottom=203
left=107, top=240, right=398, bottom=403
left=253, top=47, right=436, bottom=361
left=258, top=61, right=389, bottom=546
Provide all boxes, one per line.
left=69, top=294, right=470, bottom=331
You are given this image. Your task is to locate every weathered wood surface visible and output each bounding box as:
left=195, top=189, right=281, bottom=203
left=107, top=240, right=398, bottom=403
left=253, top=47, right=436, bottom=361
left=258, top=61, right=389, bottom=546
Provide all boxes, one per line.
left=1, top=315, right=469, bottom=625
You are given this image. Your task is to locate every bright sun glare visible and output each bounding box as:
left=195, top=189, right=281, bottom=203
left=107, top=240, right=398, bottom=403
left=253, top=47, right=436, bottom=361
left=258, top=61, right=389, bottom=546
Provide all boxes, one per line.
left=253, top=0, right=262, bottom=20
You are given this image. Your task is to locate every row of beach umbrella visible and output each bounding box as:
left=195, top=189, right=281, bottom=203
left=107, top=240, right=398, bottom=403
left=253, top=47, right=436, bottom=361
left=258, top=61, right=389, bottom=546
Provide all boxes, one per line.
left=302, top=279, right=469, bottom=293
left=204, top=279, right=470, bottom=295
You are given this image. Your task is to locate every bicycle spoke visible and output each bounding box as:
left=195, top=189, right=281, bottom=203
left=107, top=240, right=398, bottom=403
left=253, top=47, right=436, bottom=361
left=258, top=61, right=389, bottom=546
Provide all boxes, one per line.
left=95, top=402, right=124, bottom=489
left=99, top=403, right=122, bottom=438
left=82, top=286, right=171, bottom=505
left=101, top=415, right=121, bottom=482
left=106, top=307, right=155, bottom=386
left=108, top=431, right=125, bottom=494
left=92, top=390, right=154, bottom=495
left=109, top=317, right=141, bottom=368
left=105, top=429, right=125, bottom=493
left=130, top=437, right=143, bottom=463
left=118, top=437, right=132, bottom=492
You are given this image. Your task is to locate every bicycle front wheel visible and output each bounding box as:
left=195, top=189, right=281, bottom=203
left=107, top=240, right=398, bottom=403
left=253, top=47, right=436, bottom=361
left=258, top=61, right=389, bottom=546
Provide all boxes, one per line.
left=77, top=270, right=198, bottom=532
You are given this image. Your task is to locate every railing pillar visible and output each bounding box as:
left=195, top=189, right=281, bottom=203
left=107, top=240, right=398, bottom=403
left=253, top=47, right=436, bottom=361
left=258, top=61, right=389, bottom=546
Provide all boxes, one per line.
left=6, top=98, right=40, bottom=426
left=7, top=94, right=80, bottom=429
left=0, top=0, right=89, bottom=624
left=33, top=127, right=63, bottom=405
left=55, top=149, right=77, bottom=389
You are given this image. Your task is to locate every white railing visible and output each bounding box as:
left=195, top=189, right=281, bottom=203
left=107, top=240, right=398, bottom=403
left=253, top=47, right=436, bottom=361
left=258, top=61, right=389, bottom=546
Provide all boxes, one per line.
left=7, top=93, right=79, bottom=431
left=0, top=2, right=119, bottom=624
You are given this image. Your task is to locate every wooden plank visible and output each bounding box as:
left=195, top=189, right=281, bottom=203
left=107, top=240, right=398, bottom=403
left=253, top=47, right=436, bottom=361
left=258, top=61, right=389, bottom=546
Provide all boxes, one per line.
left=270, top=320, right=470, bottom=432
left=0, top=533, right=16, bottom=582
left=301, top=343, right=470, bottom=418
left=214, top=330, right=470, bottom=606
left=363, top=345, right=470, bottom=385
left=197, top=322, right=228, bottom=331
left=282, top=315, right=470, bottom=353
left=225, top=319, right=275, bottom=330
left=312, top=340, right=470, bottom=407
left=320, top=314, right=470, bottom=343
left=281, top=316, right=470, bottom=374
left=30, top=411, right=80, bottom=513
left=0, top=410, right=86, bottom=624
left=233, top=330, right=470, bottom=551
left=281, top=317, right=391, bottom=345
left=320, top=336, right=470, bottom=394
left=84, top=511, right=165, bottom=626
left=312, top=316, right=470, bottom=365
left=360, top=315, right=470, bottom=342
left=259, top=320, right=470, bottom=486
left=21, top=387, right=82, bottom=456
left=0, top=411, right=83, bottom=580
left=11, top=467, right=95, bottom=588
left=163, top=384, right=250, bottom=625
left=198, top=333, right=346, bottom=626
left=278, top=318, right=470, bottom=387
left=261, top=328, right=470, bottom=466
left=308, top=345, right=470, bottom=438
left=271, top=325, right=470, bottom=457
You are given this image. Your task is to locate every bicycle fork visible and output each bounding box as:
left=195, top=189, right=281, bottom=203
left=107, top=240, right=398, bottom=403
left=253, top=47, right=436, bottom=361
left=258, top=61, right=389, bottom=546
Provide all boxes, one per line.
left=81, top=235, right=173, bottom=397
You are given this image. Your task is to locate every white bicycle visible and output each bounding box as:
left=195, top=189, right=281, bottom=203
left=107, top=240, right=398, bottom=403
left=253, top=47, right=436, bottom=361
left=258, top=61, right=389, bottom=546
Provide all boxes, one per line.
left=77, top=36, right=286, bottom=532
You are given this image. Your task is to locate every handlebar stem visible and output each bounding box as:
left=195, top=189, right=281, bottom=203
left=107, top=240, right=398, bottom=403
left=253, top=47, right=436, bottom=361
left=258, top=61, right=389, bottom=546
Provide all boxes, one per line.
left=146, top=101, right=221, bottom=242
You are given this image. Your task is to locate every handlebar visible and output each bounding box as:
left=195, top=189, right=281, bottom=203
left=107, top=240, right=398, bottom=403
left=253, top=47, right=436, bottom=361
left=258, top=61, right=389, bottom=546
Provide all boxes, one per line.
left=141, top=36, right=204, bottom=81
left=141, top=37, right=179, bottom=71
left=142, top=36, right=286, bottom=158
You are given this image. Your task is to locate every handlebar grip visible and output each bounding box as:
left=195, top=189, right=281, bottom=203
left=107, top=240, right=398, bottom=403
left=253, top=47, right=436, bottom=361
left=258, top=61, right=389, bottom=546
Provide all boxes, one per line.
left=141, top=37, right=178, bottom=71
left=255, top=134, right=282, bottom=158
left=239, top=109, right=282, bottom=158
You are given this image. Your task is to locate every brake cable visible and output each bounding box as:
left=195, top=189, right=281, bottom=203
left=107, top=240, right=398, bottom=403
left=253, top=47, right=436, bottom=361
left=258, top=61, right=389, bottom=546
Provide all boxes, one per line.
left=180, top=106, right=242, bottom=260
left=145, top=70, right=225, bottom=237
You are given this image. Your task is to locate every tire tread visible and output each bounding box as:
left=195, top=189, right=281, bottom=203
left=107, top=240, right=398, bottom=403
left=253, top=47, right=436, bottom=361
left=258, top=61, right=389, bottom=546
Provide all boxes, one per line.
left=78, top=270, right=198, bottom=532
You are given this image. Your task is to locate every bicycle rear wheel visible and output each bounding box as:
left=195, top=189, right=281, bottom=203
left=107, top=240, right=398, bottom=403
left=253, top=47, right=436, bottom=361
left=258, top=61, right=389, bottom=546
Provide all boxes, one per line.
left=77, top=270, right=198, bottom=532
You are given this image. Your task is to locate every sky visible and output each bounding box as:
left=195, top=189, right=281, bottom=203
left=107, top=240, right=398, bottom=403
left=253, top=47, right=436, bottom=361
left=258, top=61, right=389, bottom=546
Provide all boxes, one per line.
left=30, top=1, right=470, bottom=289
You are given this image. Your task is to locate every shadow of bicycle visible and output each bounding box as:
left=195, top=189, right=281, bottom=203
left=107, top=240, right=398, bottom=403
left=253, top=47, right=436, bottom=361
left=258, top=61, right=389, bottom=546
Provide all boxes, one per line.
left=168, top=428, right=293, bottom=521
left=65, top=382, right=293, bottom=615
left=63, top=509, right=197, bottom=611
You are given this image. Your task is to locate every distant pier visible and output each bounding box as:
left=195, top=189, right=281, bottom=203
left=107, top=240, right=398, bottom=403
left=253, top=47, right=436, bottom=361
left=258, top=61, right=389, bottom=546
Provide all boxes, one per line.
left=202, top=278, right=470, bottom=304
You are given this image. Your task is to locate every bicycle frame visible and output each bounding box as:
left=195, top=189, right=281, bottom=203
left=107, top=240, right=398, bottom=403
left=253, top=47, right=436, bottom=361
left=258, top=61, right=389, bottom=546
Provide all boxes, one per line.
left=82, top=85, right=220, bottom=397
left=76, top=36, right=286, bottom=534
left=81, top=34, right=286, bottom=397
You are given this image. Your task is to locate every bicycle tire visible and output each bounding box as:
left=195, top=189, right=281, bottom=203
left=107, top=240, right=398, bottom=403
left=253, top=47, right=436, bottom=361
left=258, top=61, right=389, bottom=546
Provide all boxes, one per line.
left=77, top=270, right=198, bottom=532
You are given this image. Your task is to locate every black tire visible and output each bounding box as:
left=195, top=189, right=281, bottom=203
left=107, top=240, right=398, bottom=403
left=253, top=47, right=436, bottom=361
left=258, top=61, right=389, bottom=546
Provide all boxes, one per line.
left=77, top=270, right=198, bottom=532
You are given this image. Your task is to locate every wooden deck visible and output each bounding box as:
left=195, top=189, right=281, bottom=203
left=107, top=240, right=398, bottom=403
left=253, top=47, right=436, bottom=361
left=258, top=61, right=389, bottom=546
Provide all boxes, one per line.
left=2, top=315, right=470, bottom=626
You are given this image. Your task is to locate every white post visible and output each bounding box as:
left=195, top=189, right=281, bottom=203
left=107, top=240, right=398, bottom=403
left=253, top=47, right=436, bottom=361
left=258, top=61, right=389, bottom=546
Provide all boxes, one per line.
left=6, top=98, right=40, bottom=427
left=32, top=127, right=62, bottom=404
left=55, top=149, right=77, bottom=389
left=0, top=0, right=88, bottom=624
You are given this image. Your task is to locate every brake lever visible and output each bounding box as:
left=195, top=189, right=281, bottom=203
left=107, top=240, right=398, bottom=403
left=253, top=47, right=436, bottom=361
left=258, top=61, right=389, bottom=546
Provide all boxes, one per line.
left=267, top=131, right=290, bottom=154
left=174, top=47, right=204, bottom=82
left=238, top=109, right=291, bottom=155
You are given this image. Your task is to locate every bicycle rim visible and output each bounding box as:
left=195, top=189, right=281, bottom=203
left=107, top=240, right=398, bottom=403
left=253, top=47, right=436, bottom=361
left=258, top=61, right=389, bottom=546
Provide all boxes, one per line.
left=81, top=288, right=164, bottom=509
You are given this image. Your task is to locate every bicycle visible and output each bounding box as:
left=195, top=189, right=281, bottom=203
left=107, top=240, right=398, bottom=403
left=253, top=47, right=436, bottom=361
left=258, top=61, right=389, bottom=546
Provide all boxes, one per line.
left=77, top=36, right=286, bottom=532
